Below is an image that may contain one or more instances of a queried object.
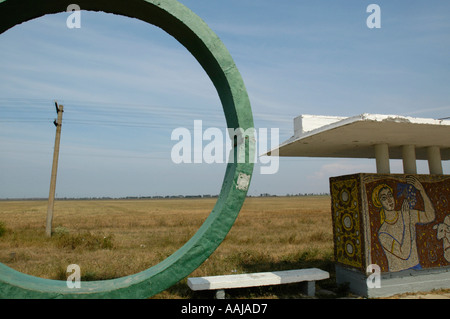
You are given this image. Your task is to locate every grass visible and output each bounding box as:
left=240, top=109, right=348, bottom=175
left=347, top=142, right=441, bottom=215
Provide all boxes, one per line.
left=0, top=221, right=6, bottom=237
left=0, top=196, right=338, bottom=298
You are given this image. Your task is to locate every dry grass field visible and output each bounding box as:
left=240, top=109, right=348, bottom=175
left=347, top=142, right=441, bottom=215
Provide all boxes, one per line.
left=0, top=196, right=337, bottom=298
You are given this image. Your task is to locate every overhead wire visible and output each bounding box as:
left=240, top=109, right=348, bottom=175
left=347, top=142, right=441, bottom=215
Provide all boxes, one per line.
left=0, top=97, right=294, bottom=155
left=0, top=97, right=226, bottom=128
left=0, top=97, right=225, bottom=161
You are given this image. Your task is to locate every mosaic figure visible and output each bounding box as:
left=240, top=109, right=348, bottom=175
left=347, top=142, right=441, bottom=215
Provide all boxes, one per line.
left=371, top=176, right=436, bottom=272
left=433, top=215, right=450, bottom=262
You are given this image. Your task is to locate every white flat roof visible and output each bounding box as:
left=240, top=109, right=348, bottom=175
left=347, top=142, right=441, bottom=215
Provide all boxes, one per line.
left=270, top=113, right=450, bottom=160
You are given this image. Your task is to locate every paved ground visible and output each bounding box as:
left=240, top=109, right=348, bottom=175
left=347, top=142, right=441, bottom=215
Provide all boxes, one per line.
left=317, top=288, right=450, bottom=299
left=384, top=290, right=450, bottom=299
left=399, top=293, right=450, bottom=299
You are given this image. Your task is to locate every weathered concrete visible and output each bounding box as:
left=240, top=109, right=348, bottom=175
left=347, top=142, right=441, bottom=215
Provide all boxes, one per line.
left=188, top=268, right=330, bottom=298
left=273, top=114, right=450, bottom=163
left=337, top=264, right=450, bottom=298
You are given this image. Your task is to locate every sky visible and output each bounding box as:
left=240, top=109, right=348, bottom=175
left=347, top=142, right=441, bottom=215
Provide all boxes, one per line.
left=0, top=0, right=449, bottom=198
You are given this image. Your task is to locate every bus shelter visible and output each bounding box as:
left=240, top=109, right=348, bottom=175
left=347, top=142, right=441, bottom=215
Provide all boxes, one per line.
left=271, top=113, right=450, bottom=297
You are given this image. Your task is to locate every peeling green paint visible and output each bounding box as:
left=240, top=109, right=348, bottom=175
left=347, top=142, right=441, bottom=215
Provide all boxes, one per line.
left=0, top=0, right=254, bottom=298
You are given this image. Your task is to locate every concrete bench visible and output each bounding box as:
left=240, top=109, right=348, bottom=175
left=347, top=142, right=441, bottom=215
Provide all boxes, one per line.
left=187, top=268, right=330, bottom=299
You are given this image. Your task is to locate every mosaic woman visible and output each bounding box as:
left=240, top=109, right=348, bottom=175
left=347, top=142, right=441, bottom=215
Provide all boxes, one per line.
left=372, top=176, right=435, bottom=272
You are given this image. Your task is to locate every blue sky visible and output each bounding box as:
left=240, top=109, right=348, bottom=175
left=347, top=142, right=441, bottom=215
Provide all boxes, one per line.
left=0, top=0, right=449, bottom=198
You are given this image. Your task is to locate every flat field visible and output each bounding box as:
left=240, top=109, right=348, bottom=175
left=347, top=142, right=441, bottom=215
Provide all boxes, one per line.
left=0, top=196, right=336, bottom=298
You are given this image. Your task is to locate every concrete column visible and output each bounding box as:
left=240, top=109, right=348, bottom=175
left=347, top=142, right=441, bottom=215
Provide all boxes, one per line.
left=427, top=146, right=443, bottom=175
left=375, top=144, right=390, bottom=174
left=402, top=145, right=417, bottom=174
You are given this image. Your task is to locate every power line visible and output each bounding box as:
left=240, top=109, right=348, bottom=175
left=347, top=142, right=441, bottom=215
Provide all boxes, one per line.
left=1, top=102, right=226, bottom=129
left=63, top=119, right=173, bottom=128
left=0, top=97, right=223, bottom=116
left=0, top=119, right=52, bottom=123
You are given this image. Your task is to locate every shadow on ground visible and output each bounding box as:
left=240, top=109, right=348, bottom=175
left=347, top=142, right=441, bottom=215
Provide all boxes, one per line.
left=153, top=251, right=351, bottom=299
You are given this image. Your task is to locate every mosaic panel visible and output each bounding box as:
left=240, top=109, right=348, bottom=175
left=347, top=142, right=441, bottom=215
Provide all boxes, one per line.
left=363, top=175, right=450, bottom=273
left=331, top=174, right=450, bottom=274
left=330, top=175, right=364, bottom=271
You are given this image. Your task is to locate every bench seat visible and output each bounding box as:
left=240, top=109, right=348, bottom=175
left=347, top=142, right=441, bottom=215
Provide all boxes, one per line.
left=187, top=268, right=330, bottom=298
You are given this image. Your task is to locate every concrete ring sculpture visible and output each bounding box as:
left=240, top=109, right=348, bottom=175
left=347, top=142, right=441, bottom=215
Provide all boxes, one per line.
left=0, top=0, right=254, bottom=298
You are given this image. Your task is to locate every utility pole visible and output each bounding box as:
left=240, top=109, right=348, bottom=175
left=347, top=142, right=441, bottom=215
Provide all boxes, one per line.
left=46, top=101, right=64, bottom=237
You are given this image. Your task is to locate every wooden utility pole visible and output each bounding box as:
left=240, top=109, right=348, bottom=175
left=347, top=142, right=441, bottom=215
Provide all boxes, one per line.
left=46, top=101, right=64, bottom=237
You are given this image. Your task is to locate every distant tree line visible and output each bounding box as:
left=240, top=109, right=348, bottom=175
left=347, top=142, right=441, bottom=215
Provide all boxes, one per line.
left=0, top=193, right=329, bottom=201
left=255, top=193, right=329, bottom=197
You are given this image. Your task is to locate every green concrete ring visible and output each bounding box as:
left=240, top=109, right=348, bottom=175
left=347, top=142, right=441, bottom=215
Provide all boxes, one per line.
left=0, top=0, right=254, bottom=298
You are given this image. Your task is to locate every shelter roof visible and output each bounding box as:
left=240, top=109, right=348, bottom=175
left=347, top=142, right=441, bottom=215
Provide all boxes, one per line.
left=270, top=114, right=450, bottom=160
